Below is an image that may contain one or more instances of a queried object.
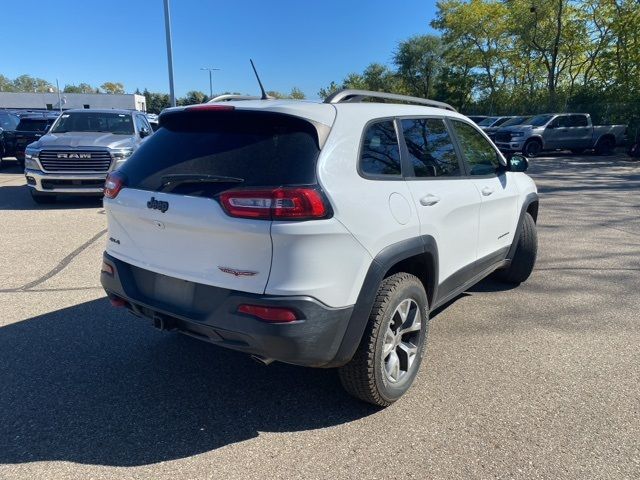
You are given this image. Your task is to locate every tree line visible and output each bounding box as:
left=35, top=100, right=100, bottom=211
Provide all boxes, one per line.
left=0, top=73, right=307, bottom=114
left=320, top=0, right=639, bottom=130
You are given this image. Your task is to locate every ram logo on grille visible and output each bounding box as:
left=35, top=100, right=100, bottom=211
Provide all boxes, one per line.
left=57, top=153, right=92, bottom=159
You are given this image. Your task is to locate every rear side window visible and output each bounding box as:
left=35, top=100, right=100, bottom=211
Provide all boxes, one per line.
left=360, top=120, right=402, bottom=177
left=451, top=121, right=500, bottom=176
left=119, top=110, right=321, bottom=197
left=401, top=118, right=461, bottom=178
left=569, top=115, right=588, bottom=127
left=16, top=119, right=48, bottom=132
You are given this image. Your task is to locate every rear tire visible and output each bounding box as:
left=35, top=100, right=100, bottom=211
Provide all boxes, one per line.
left=523, top=139, right=542, bottom=157
left=495, top=212, right=537, bottom=284
left=595, top=136, right=615, bottom=155
left=338, top=273, right=429, bottom=407
left=30, top=190, right=56, bottom=204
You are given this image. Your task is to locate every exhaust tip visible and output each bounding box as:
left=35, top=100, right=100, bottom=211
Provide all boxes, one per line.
left=251, top=355, right=274, bottom=366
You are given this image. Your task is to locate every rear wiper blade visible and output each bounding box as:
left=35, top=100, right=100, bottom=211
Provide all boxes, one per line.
left=159, top=174, right=244, bottom=191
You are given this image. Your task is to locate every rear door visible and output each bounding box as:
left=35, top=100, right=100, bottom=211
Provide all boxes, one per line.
left=449, top=120, right=519, bottom=262
left=567, top=114, right=591, bottom=149
left=400, top=117, right=481, bottom=287
left=105, top=108, right=326, bottom=294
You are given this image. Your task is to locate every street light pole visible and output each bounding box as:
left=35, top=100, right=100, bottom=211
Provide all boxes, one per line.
left=200, top=68, right=220, bottom=99
left=163, top=0, right=176, bottom=107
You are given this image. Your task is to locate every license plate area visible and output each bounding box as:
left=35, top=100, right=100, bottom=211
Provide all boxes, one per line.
left=152, top=275, right=195, bottom=310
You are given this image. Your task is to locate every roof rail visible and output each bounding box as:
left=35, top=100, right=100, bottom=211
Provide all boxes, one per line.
left=323, top=89, right=457, bottom=112
left=208, top=94, right=263, bottom=103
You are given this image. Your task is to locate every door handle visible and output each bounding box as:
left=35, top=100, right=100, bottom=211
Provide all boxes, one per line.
left=419, top=194, right=440, bottom=206
left=481, top=187, right=494, bottom=196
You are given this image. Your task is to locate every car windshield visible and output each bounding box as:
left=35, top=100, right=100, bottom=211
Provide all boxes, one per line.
left=17, top=119, right=50, bottom=132
left=523, top=114, right=554, bottom=127
left=500, top=116, right=527, bottom=127
left=492, top=117, right=512, bottom=127
left=51, top=112, right=134, bottom=134
left=477, top=117, right=499, bottom=126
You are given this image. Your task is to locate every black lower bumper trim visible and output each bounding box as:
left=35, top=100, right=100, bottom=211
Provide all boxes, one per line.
left=101, top=252, right=354, bottom=368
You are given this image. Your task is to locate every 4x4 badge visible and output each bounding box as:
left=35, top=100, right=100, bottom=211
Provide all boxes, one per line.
left=147, top=197, right=169, bottom=213
left=218, top=266, right=258, bottom=277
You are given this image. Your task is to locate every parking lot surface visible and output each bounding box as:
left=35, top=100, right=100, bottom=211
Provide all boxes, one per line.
left=0, top=154, right=638, bottom=480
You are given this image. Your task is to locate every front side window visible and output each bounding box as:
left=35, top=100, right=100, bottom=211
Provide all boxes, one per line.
left=451, top=121, right=500, bottom=176
left=360, top=120, right=402, bottom=177
left=401, top=118, right=461, bottom=178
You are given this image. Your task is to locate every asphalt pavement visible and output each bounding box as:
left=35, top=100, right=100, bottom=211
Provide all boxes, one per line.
left=0, top=154, right=638, bottom=480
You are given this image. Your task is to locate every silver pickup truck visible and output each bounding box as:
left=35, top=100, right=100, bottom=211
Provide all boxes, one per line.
left=24, top=109, right=153, bottom=203
left=493, top=113, right=627, bottom=157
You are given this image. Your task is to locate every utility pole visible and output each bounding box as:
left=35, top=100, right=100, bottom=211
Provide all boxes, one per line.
left=200, top=67, right=220, bottom=99
left=163, top=0, right=176, bottom=107
left=55, top=79, right=62, bottom=114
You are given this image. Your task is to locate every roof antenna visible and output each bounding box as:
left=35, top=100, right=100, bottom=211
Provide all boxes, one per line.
left=250, top=59, right=269, bottom=100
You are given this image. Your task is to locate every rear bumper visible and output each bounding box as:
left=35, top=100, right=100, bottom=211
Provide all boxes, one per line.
left=25, top=169, right=106, bottom=194
left=100, top=252, right=354, bottom=368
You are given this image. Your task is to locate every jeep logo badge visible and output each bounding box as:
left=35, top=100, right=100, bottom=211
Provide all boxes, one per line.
left=147, top=197, right=169, bottom=213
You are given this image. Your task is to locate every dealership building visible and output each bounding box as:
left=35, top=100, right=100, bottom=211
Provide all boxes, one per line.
left=0, top=92, right=146, bottom=112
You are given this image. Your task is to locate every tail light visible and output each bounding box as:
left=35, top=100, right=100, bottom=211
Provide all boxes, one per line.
left=104, top=172, right=126, bottom=199
left=219, top=187, right=330, bottom=220
left=237, top=304, right=299, bottom=322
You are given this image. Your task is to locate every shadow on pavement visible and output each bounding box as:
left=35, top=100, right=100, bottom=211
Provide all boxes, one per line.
left=0, top=298, right=376, bottom=467
left=0, top=184, right=103, bottom=210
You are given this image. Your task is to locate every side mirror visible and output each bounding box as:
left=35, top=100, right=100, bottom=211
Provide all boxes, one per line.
left=139, top=128, right=150, bottom=138
left=546, top=123, right=556, bottom=129
left=508, top=154, right=529, bottom=172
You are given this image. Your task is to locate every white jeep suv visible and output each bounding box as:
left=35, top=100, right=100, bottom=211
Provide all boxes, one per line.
left=100, top=90, right=538, bottom=407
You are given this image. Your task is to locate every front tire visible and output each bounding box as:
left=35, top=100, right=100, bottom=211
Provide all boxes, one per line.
left=523, top=139, right=542, bottom=157
left=339, top=273, right=429, bottom=407
left=495, top=212, right=537, bottom=284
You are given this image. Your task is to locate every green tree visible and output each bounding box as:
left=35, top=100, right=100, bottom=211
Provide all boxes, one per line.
left=143, top=89, right=171, bottom=114
left=12, top=74, right=53, bottom=93
left=289, top=87, right=306, bottom=99
left=0, top=74, right=14, bottom=92
left=100, top=82, right=125, bottom=94
left=177, top=90, right=208, bottom=105
left=393, top=35, right=444, bottom=98
left=63, top=82, right=96, bottom=94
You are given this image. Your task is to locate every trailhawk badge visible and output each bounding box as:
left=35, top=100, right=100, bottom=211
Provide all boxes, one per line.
left=218, top=266, right=258, bottom=277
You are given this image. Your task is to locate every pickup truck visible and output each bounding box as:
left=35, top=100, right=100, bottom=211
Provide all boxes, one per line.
left=493, top=113, right=627, bottom=157
left=24, top=109, right=153, bottom=203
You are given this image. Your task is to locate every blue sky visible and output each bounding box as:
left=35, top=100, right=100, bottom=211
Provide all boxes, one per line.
left=1, top=0, right=438, bottom=99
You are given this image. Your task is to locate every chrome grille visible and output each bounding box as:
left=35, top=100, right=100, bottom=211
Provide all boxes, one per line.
left=39, top=150, right=112, bottom=172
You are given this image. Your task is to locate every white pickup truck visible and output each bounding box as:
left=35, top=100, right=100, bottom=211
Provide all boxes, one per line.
left=494, top=113, right=627, bottom=156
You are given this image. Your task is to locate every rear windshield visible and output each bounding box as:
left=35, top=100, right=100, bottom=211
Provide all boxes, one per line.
left=17, top=119, right=49, bottom=132
left=51, top=112, right=134, bottom=134
left=119, top=110, right=321, bottom=197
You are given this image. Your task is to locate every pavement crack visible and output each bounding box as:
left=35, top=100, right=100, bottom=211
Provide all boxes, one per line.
left=0, top=229, right=107, bottom=293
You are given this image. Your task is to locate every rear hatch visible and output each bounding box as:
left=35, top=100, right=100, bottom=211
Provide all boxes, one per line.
left=105, top=106, right=331, bottom=294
